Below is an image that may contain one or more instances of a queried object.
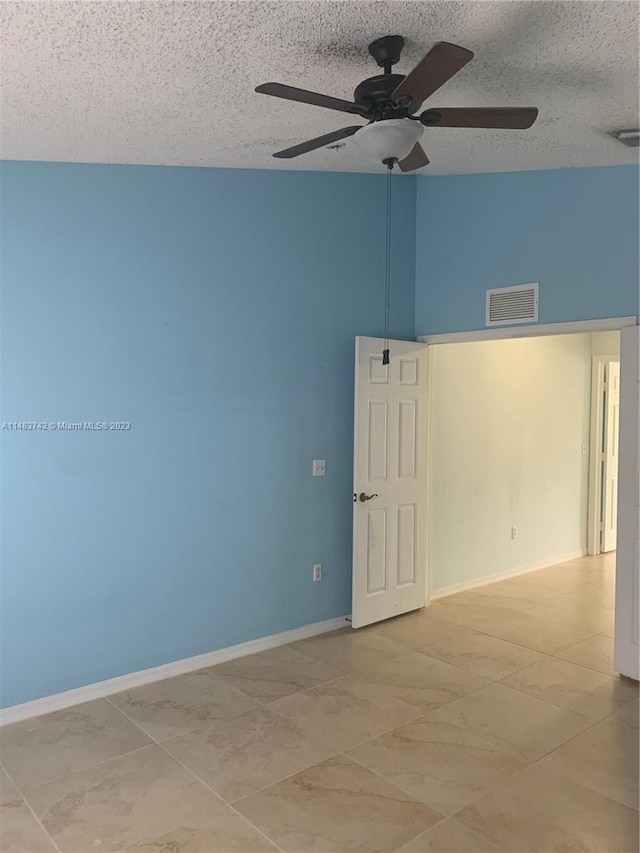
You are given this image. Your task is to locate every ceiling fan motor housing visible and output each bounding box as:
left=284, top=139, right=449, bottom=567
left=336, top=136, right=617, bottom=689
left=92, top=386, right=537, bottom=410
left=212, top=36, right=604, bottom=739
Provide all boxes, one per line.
left=353, top=74, right=414, bottom=120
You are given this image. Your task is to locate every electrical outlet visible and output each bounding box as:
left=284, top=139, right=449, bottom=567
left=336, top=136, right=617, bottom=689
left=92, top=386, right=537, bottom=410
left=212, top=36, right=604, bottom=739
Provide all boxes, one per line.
left=313, top=563, right=322, bottom=582
left=511, top=526, right=518, bottom=540
left=313, top=459, right=326, bottom=477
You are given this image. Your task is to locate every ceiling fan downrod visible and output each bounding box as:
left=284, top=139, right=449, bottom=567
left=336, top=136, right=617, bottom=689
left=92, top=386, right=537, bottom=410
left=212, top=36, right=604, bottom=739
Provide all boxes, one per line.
left=368, top=34, right=405, bottom=77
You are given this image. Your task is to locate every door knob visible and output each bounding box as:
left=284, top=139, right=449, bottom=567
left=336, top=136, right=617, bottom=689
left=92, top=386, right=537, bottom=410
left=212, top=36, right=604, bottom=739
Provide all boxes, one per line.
left=359, top=492, right=378, bottom=502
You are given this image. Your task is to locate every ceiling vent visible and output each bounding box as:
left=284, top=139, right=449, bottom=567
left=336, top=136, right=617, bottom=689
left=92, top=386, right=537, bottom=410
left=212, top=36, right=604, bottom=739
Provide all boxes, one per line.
left=486, top=283, right=539, bottom=326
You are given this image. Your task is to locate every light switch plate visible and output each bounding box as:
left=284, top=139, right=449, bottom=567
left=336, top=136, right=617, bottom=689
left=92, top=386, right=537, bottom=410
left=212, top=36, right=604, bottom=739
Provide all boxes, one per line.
left=313, top=459, right=326, bottom=477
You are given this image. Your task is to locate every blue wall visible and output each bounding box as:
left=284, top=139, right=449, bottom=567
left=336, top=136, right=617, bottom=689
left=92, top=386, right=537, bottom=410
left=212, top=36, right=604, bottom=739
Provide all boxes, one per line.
left=415, top=165, right=639, bottom=335
left=0, top=162, right=416, bottom=707
left=2, top=160, right=637, bottom=708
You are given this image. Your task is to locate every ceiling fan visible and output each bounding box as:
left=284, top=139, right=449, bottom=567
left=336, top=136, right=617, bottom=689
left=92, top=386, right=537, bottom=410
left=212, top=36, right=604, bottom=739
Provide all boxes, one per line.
left=255, top=35, right=538, bottom=170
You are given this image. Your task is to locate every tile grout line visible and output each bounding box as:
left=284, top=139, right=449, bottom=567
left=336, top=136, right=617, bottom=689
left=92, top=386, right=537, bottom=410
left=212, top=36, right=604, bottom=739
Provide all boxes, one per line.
left=530, top=698, right=638, bottom=763
left=342, top=641, right=623, bottom=726
left=332, top=636, right=637, bottom=829
left=428, top=595, right=556, bottom=615
left=6, top=740, right=157, bottom=798
left=341, top=749, right=449, bottom=826
left=105, top=696, right=288, bottom=852
left=338, top=710, right=558, bottom=834
left=419, top=606, right=603, bottom=657
left=148, top=671, right=377, bottom=748
left=0, top=759, right=64, bottom=853
left=212, top=645, right=350, bottom=695
left=496, top=652, right=630, bottom=686
left=493, top=660, right=639, bottom=718
left=104, top=663, right=350, bottom=731
left=241, top=630, right=625, bottom=731
left=443, top=745, right=640, bottom=826
left=108, top=683, right=462, bottom=824
left=154, top=739, right=288, bottom=853
left=286, top=624, right=549, bottom=698
left=226, top=759, right=337, bottom=809
left=216, top=691, right=490, bottom=810
left=490, top=676, right=638, bottom=723
left=257, top=647, right=599, bottom=760
left=551, top=644, right=620, bottom=677
left=154, top=628, right=622, bottom=743
left=261, top=677, right=458, bottom=750
left=395, top=817, right=501, bottom=853
left=433, top=700, right=640, bottom=826
left=344, top=746, right=536, bottom=853
left=106, top=691, right=343, bottom=795
left=409, top=642, right=555, bottom=683
left=345, top=746, right=569, bottom=853
left=415, top=593, right=585, bottom=641
left=427, top=568, right=614, bottom=615
left=169, top=696, right=457, bottom=809
left=220, top=707, right=436, bottom=807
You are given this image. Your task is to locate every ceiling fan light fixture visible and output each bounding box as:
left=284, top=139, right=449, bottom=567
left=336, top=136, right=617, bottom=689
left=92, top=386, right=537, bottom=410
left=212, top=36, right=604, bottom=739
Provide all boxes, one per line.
left=354, top=119, right=423, bottom=164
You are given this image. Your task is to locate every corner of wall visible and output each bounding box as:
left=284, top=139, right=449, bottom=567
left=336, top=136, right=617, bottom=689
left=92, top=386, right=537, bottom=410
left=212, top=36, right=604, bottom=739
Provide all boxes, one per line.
left=412, top=174, right=425, bottom=339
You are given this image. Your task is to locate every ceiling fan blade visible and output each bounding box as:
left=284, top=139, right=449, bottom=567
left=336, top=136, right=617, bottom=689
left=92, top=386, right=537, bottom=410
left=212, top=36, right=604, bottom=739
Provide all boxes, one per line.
left=391, top=42, right=473, bottom=110
left=420, top=107, right=539, bottom=129
left=398, top=142, right=430, bottom=172
left=256, top=83, right=366, bottom=116
left=273, top=126, right=362, bottom=159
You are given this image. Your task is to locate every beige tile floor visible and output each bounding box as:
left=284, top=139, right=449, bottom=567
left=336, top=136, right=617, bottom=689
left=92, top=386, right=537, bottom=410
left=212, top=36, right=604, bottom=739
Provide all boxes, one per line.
left=1, top=553, right=638, bottom=853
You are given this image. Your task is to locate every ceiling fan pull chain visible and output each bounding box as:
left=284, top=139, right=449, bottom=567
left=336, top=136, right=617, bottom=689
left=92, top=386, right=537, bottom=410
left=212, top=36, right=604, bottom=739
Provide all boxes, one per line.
left=382, top=159, right=393, bottom=366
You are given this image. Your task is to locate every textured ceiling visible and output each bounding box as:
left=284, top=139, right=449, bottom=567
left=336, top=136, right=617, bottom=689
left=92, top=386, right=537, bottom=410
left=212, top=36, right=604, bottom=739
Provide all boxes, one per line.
left=1, top=1, right=639, bottom=175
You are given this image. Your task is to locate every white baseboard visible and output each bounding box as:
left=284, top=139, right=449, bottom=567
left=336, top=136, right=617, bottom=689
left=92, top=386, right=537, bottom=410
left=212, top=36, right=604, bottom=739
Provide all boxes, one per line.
left=429, top=549, right=588, bottom=601
left=0, top=615, right=349, bottom=727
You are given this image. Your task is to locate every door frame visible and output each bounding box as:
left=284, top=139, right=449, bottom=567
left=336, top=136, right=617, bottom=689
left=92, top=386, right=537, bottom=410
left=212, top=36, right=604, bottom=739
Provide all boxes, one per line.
left=417, top=315, right=637, bottom=666
left=588, top=354, right=621, bottom=556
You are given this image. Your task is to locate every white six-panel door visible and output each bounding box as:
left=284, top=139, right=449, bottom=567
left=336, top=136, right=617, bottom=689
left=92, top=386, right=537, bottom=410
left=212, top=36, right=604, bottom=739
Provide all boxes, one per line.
left=614, top=324, right=639, bottom=680
left=352, top=337, right=429, bottom=628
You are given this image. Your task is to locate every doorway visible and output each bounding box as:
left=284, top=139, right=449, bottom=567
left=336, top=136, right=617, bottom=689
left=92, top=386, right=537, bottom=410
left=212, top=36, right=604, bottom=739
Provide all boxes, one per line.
left=352, top=317, right=639, bottom=680
left=426, top=331, right=602, bottom=598
left=588, top=352, right=621, bottom=555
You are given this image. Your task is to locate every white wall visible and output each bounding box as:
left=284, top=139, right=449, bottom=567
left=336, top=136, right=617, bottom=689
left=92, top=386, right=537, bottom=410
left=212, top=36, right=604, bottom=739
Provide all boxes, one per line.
left=591, top=330, right=621, bottom=356
left=428, top=332, right=616, bottom=594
